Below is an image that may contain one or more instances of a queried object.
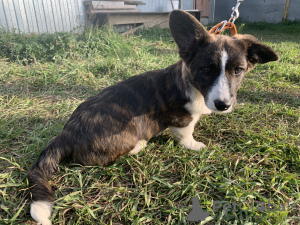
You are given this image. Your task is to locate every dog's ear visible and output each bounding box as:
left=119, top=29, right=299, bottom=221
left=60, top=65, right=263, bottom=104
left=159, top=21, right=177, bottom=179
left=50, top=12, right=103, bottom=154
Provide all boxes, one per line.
left=236, top=34, right=279, bottom=64
left=169, top=10, right=210, bottom=59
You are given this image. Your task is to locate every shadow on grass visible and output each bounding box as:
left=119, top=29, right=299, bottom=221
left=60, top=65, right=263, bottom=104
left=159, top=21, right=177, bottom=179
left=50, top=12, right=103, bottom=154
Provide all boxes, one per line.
left=236, top=21, right=300, bottom=44
left=135, top=27, right=173, bottom=43
left=144, top=46, right=178, bottom=58
left=0, top=81, right=100, bottom=101
left=238, top=90, right=300, bottom=107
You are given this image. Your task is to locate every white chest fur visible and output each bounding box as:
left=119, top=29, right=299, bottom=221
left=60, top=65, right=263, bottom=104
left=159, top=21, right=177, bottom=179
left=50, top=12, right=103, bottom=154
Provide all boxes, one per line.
left=168, top=63, right=211, bottom=151
left=185, top=85, right=212, bottom=118
left=182, top=62, right=212, bottom=118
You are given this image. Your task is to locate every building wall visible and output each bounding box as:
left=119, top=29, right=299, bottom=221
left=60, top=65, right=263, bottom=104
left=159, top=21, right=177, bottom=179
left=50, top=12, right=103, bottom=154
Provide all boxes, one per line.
left=0, top=0, right=194, bottom=34
left=212, top=0, right=300, bottom=23
left=5, top=0, right=298, bottom=34
left=0, top=0, right=195, bottom=34
left=0, top=0, right=86, bottom=34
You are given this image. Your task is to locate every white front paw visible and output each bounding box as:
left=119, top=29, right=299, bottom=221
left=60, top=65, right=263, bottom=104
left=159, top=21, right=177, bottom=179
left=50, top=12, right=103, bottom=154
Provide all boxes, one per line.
left=180, top=139, right=206, bottom=151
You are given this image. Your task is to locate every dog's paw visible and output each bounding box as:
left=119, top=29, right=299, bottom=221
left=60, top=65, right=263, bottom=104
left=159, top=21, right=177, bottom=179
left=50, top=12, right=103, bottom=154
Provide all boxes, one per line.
left=129, top=140, right=147, bottom=155
left=180, top=139, right=206, bottom=151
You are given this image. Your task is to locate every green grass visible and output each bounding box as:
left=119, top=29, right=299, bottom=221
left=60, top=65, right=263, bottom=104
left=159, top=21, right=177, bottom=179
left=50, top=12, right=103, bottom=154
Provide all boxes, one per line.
left=0, top=21, right=299, bottom=225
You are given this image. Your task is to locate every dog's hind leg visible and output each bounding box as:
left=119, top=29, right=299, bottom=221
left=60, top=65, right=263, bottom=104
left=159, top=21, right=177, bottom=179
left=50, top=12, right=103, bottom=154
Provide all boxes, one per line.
left=169, top=117, right=206, bottom=151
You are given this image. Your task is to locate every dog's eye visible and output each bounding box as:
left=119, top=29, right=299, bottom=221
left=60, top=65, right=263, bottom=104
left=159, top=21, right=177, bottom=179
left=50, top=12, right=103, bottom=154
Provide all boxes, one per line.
left=234, top=67, right=244, bottom=75
left=203, top=67, right=211, bottom=74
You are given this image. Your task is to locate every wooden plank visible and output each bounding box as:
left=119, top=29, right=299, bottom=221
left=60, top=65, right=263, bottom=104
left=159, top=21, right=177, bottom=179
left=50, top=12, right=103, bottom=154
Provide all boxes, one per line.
left=195, top=0, right=210, bottom=18
left=89, top=9, right=141, bottom=14
left=158, top=20, right=169, bottom=29
left=84, top=1, right=124, bottom=6
left=0, top=0, right=8, bottom=29
left=282, top=0, right=291, bottom=22
left=170, top=0, right=174, bottom=10
left=89, top=13, right=108, bottom=27
left=107, top=11, right=202, bottom=25
left=92, top=5, right=136, bottom=10
left=144, top=15, right=169, bottom=28
left=124, top=1, right=146, bottom=5
left=122, top=15, right=168, bottom=35
left=108, top=13, right=162, bottom=25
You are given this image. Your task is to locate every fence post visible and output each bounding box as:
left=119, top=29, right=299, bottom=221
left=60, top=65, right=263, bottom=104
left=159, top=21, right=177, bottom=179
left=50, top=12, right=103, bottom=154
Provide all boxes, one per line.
left=282, top=0, right=291, bottom=22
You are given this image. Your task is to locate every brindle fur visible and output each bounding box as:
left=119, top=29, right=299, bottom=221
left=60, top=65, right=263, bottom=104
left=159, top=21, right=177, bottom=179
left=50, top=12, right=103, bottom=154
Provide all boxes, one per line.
left=28, top=10, right=278, bottom=224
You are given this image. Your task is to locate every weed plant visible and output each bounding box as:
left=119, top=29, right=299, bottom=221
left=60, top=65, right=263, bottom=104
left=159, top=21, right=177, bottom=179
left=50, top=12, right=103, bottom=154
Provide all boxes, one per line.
left=0, top=22, right=299, bottom=224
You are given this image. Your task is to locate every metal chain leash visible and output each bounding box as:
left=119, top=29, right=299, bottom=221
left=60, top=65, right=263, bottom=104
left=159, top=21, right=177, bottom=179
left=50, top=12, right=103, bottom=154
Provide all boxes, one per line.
left=209, top=0, right=245, bottom=36
left=229, top=0, right=244, bottom=25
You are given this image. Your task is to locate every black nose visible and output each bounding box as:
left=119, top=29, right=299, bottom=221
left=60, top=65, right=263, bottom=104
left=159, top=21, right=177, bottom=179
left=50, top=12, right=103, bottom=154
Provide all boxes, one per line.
left=214, top=100, right=231, bottom=111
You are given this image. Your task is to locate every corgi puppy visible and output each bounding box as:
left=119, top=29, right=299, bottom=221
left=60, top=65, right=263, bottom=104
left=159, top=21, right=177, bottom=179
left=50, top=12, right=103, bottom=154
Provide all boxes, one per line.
left=28, top=10, right=278, bottom=225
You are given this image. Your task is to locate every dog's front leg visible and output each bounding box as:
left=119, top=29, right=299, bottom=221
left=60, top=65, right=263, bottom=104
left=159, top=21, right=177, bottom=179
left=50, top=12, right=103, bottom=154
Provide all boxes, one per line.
left=169, top=117, right=206, bottom=151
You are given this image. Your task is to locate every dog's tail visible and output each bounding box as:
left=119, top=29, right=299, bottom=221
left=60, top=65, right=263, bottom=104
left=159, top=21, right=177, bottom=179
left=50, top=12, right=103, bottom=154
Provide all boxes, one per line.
left=27, top=133, right=71, bottom=225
